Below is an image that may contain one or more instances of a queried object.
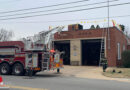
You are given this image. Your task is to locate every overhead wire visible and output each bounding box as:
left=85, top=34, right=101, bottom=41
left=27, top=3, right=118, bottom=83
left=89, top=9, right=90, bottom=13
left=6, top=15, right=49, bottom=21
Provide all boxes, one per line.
left=0, top=2, right=130, bottom=21
left=0, top=0, right=90, bottom=14
left=0, top=0, right=118, bottom=18
left=0, top=0, right=22, bottom=4
left=0, top=14, right=130, bottom=23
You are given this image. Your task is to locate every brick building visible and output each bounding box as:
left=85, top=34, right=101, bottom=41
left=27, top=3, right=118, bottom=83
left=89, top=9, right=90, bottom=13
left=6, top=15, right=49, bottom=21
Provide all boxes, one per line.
left=54, top=24, right=128, bottom=67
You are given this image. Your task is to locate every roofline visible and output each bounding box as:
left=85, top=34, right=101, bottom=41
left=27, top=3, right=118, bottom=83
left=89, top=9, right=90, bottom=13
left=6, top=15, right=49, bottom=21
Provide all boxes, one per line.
left=61, top=26, right=116, bottom=32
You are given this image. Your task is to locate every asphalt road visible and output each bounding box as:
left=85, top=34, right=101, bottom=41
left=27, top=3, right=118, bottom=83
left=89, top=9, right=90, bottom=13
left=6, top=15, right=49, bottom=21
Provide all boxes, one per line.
left=1, top=72, right=130, bottom=90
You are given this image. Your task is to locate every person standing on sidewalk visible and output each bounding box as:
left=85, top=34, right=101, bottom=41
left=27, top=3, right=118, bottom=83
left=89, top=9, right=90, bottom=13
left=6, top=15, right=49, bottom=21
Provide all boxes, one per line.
left=101, top=57, right=108, bottom=72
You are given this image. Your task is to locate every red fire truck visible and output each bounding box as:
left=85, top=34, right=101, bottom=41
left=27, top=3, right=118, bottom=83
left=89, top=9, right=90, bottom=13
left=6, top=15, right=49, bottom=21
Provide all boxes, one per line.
left=0, top=26, right=64, bottom=76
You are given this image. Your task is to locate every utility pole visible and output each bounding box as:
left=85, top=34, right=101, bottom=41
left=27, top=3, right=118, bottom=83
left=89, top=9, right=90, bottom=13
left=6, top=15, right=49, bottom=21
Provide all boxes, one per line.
left=107, top=0, right=111, bottom=49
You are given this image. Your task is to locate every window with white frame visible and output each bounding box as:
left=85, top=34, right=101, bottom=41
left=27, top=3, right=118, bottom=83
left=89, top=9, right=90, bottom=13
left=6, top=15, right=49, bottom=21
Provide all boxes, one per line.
left=117, top=43, right=121, bottom=60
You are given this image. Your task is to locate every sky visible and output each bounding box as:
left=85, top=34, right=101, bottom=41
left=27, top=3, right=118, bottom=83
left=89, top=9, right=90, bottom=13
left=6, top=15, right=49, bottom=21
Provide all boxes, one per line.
left=0, top=0, right=130, bottom=40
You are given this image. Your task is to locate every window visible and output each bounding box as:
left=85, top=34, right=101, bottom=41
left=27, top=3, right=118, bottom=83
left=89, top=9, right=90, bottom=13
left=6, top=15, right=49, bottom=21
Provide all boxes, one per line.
left=123, top=44, right=126, bottom=51
left=117, top=43, right=121, bottom=60
left=28, top=54, right=32, bottom=58
left=16, top=49, right=21, bottom=53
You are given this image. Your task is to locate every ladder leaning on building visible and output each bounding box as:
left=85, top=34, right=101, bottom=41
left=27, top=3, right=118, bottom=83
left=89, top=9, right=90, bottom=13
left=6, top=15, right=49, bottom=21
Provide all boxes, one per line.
left=99, top=26, right=107, bottom=66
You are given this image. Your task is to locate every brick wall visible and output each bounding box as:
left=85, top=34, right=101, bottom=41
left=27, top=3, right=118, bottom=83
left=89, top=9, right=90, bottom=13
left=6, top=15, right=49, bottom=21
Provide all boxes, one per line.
left=54, top=27, right=128, bottom=67
left=114, top=28, right=127, bottom=67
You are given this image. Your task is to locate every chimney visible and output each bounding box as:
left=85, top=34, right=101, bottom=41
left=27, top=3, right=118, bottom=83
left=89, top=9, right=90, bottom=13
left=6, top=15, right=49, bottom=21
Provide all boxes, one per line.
left=68, top=24, right=83, bottom=31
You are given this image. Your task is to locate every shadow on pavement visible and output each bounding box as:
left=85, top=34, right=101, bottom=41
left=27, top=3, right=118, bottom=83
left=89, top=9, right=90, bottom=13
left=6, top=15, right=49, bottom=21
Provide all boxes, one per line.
left=2, top=72, right=63, bottom=80
left=23, top=72, right=63, bottom=79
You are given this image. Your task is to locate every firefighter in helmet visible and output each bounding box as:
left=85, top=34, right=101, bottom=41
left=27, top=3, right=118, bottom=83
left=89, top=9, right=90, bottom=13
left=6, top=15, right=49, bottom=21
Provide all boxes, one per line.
left=101, top=57, right=108, bottom=72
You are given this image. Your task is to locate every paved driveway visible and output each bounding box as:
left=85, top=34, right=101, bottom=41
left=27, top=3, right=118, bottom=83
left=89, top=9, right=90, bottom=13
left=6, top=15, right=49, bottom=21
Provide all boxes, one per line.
left=46, top=65, right=130, bottom=82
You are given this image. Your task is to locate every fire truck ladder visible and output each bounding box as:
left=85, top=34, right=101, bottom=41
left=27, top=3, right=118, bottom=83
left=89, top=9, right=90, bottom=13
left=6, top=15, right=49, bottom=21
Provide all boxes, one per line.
left=42, top=52, right=50, bottom=70
left=99, top=27, right=106, bottom=66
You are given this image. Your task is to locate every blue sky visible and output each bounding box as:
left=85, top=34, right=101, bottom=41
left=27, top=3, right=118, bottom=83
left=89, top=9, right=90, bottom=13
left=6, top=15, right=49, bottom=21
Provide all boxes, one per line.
left=0, top=0, right=130, bottom=40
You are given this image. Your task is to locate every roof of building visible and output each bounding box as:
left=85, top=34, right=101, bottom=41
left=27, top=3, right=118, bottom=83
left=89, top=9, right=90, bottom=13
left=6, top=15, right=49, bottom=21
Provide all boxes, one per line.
left=0, top=41, right=24, bottom=49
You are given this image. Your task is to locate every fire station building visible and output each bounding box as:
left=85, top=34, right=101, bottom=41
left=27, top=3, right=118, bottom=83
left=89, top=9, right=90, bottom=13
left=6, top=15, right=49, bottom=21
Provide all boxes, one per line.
left=54, top=24, right=129, bottom=67
left=0, top=24, right=129, bottom=67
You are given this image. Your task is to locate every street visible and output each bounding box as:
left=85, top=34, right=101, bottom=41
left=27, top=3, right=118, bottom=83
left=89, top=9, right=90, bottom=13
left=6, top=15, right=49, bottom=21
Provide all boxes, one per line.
left=0, top=0, right=130, bottom=90
left=1, top=72, right=130, bottom=90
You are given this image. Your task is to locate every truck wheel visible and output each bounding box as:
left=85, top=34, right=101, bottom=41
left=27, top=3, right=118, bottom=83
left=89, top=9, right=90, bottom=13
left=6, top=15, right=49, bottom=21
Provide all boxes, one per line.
left=0, top=63, right=11, bottom=75
left=12, top=63, right=24, bottom=76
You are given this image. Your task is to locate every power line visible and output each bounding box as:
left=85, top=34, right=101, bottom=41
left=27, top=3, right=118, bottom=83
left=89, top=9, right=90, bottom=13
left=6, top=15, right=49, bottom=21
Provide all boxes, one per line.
left=0, top=0, right=19, bottom=3
left=0, top=14, right=130, bottom=23
left=0, top=2, right=129, bottom=21
left=0, top=0, right=22, bottom=4
left=0, top=0, right=90, bottom=14
left=0, top=0, right=118, bottom=18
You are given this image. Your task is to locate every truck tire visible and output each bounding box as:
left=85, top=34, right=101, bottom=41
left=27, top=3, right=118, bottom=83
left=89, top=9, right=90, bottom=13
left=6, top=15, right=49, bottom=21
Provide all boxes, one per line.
left=12, top=63, right=24, bottom=76
left=0, top=63, right=11, bottom=75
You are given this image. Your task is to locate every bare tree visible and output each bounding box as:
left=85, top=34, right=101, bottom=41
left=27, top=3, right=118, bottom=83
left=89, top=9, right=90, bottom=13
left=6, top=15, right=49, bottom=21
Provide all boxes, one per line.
left=0, top=28, right=14, bottom=41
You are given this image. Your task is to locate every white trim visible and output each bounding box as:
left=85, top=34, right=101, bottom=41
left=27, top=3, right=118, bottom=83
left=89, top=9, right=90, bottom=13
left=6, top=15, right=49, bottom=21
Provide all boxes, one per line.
left=54, top=37, right=104, bottom=41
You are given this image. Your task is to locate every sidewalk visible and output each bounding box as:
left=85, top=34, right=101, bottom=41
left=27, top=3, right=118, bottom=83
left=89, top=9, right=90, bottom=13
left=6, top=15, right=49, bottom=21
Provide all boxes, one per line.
left=60, top=66, right=130, bottom=83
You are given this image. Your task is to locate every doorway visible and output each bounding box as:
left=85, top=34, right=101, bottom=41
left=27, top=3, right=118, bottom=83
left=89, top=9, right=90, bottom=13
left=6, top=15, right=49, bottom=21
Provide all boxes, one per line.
left=81, top=39, right=101, bottom=66
left=54, top=40, right=70, bottom=65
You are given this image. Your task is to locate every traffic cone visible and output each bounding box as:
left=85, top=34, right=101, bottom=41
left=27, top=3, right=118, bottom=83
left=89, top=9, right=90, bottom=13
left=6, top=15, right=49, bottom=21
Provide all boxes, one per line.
left=0, top=76, right=9, bottom=89
left=0, top=76, right=3, bottom=85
